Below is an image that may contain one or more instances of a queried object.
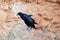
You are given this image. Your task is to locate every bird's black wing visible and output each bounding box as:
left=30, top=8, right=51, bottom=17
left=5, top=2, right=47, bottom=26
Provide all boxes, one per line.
left=23, top=13, right=33, bottom=17
left=26, top=17, right=37, bottom=24
left=30, top=18, right=37, bottom=24
left=23, top=14, right=37, bottom=24
left=28, top=15, right=33, bottom=17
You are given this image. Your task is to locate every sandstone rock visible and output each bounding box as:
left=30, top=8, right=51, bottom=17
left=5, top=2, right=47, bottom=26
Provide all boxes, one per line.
left=0, top=2, right=8, bottom=10
left=47, top=22, right=60, bottom=32
left=0, top=10, right=7, bottom=24
left=46, top=0, right=60, bottom=4
left=0, top=0, right=60, bottom=40
left=37, top=0, right=45, bottom=4
left=0, top=0, right=5, bottom=2
left=7, top=22, right=36, bottom=40
left=6, top=9, right=15, bottom=21
left=42, top=13, right=54, bottom=20
left=53, top=9, right=60, bottom=16
left=52, top=16, right=60, bottom=23
left=3, top=0, right=16, bottom=4
left=46, top=0, right=58, bottom=2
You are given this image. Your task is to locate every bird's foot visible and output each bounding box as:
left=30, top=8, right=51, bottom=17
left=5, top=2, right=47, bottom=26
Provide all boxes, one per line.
left=26, top=27, right=32, bottom=31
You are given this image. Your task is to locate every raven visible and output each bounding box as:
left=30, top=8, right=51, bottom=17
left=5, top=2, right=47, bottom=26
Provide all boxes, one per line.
left=17, top=12, right=37, bottom=29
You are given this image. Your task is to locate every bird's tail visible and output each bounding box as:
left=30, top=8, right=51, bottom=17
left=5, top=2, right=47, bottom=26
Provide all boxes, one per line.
left=35, top=22, right=38, bottom=25
left=33, top=26, right=37, bottom=29
left=34, top=27, right=37, bottom=29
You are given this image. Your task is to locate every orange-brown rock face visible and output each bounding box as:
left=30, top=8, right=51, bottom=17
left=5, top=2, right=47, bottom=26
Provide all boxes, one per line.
left=45, top=0, right=60, bottom=4
left=0, top=10, right=7, bottom=24
left=0, top=2, right=8, bottom=10
left=0, top=0, right=60, bottom=40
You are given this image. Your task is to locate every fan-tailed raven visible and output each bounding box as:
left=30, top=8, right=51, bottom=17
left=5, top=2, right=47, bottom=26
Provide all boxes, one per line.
left=17, top=12, right=37, bottom=29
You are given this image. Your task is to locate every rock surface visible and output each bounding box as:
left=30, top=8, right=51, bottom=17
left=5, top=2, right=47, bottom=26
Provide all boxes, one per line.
left=0, top=0, right=60, bottom=40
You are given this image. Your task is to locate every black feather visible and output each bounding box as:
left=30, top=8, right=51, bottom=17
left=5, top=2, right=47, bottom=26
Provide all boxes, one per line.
left=17, top=12, right=37, bottom=29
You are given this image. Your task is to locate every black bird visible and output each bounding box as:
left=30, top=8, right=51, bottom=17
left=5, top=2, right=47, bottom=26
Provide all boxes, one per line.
left=17, top=12, right=37, bottom=29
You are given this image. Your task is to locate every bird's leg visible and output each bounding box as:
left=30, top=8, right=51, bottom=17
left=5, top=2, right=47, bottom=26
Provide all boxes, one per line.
left=26, top=27, right=32, bottom=31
